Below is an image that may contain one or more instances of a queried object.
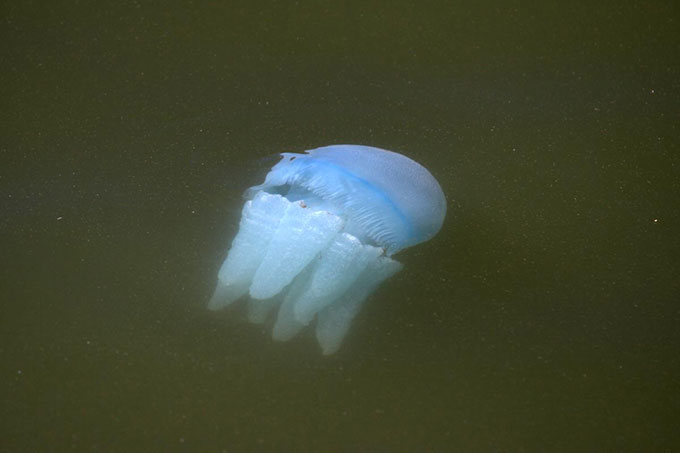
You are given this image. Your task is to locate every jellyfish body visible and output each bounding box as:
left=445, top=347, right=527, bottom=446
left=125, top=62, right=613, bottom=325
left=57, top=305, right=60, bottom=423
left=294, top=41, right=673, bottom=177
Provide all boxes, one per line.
left=209, top=144, right=446, bottom=354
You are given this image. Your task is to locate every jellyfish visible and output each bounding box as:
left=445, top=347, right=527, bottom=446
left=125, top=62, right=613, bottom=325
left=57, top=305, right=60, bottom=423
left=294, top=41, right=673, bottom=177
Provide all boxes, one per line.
left=208, top=144, right=446, bottom=354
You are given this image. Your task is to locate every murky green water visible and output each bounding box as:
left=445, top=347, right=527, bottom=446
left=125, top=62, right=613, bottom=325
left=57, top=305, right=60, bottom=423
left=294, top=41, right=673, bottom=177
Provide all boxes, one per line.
left=2, top=1, right=678, bottom=450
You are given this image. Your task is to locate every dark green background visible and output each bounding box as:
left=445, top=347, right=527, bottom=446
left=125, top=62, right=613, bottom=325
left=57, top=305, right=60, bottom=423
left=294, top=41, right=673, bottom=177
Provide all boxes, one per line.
left=2, top=1, right=678, bottom=450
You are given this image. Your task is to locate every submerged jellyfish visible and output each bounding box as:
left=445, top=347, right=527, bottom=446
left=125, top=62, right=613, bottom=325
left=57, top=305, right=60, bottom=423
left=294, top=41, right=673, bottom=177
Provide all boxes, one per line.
left=208, top=144, right=446, bottom=354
